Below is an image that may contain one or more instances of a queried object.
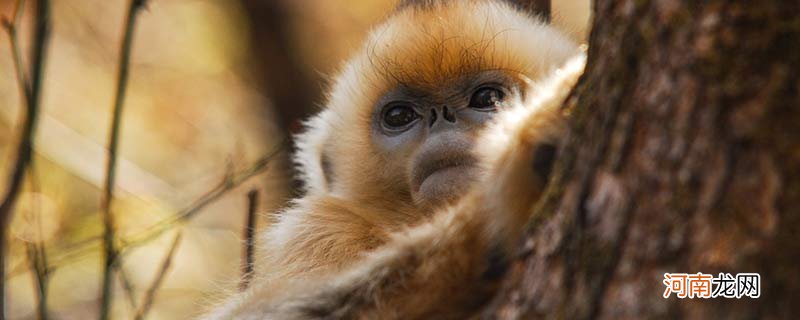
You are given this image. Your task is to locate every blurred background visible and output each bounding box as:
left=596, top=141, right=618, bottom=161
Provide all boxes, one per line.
left=0, top=0, right=588, bottom=319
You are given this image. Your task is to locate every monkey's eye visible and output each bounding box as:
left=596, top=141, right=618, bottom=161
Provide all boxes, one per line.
left=382, top=104, right=420, bottom=130
left=469, top=87, right=505, bottom=111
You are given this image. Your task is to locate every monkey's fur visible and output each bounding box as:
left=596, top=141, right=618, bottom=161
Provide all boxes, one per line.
left=205, top=0, right=586, bottom=318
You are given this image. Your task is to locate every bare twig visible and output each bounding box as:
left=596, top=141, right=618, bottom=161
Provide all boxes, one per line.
left=119, top=141, right=286, bottom=251
left=240, top=190, right=259, bottom=291
left=27, top=163, right=49, bottom=320
left=25, top=242, right=49, bottom=320
left=134, top=233, right=182, bottom=320
left=24, top=168, right=50, bottom=320
left=116, top=265, right=138, bottom=312
left=99, top=0, right=147, bottom=318
left=5, top=143, right=286, bottom=282
left=3, top=0, right=31, bottom=105
left=0, top=0, right=50, bottom=316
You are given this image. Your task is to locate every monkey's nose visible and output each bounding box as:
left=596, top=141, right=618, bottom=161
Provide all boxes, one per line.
left=429, top=106, right=456, bottom=128
left=442, top=106, right=456, bottom=123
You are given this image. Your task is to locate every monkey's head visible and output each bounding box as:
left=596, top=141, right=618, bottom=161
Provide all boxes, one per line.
left=294, top=0, right=579, bottom=211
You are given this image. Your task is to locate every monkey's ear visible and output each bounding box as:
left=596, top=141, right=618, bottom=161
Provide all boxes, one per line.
left=507, top=0, right=551, bottom=23
left=294, top=111, right=336, bottom=195
left=320, top=151, right=334, bottom=191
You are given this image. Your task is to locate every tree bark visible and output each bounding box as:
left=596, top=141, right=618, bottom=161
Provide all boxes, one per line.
left=484, top=0, right=800, bottom=318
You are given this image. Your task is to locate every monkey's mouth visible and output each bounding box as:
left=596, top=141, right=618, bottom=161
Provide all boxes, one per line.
left=412, top=155, right=479, bottom=197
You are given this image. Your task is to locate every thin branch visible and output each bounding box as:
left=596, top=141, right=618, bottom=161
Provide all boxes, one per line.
left=240, top=190, right=259, bottom=291
left=3, top=0, right=31, bottom=105
left=28, top=162, right=49, bottom=320
left=116, top=265, right=138, bottom=312
left=99, top=1, right=147, bottom=319
left=0, top=0, right=50, bottom=316
left=119, top=141, right=286, bottom=251
left=24, top=166, right=50, bottom=320
left=25, top=241, right=49, bottom=320
left=4, top=143, right=285, bottom=282
left=134, top=232, right=182, bottom=320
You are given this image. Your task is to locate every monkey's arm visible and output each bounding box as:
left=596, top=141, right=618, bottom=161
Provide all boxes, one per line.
left=205, top=56, right=585, bottom=320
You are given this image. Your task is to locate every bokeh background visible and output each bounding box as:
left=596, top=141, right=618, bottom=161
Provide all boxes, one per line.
left=0, top=0, right=588, bottom=319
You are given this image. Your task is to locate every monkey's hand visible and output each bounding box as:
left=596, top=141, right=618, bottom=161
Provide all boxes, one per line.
left=474, top=53, right=586, bottom=239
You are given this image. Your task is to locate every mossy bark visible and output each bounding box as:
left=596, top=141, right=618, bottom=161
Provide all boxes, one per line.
left=484, top=0, right=800, bottom=318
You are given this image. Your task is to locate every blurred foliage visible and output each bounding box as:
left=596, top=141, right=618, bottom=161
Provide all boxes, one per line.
left=0, top=0, right=587, bottom=319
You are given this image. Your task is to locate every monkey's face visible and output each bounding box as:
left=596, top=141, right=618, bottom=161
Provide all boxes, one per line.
left=371, top=72, right=523, bottom=208
left=300, top=1, right=579, bottom=212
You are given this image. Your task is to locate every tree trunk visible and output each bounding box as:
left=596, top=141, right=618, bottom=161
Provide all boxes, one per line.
left=484, top=0, right=800, bottom=318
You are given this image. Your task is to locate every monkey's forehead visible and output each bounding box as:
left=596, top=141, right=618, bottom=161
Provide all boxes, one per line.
left=319, top=1, right=577, bottom=123
left=355, top=0, right=576, bottom=89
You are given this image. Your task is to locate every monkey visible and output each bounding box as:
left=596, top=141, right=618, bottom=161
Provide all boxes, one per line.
left=203, top=0, right=586, bottom=318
